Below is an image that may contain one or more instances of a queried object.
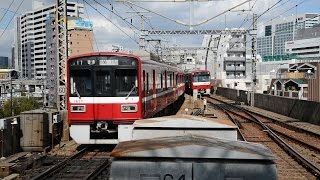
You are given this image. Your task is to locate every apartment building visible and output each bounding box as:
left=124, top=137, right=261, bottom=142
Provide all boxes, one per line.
left=15, top=2, right=84, bottom=79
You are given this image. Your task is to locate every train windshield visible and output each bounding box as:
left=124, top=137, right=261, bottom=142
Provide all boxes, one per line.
left=69, top=56, right=138, bottom=97
left=193, top=74, right=210, bottom=82
left=115, top=69, right=138, bottom=97
left=70, top=69, right=92, bottom=97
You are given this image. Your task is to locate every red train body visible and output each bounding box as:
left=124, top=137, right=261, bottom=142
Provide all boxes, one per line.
left=67, top=52, right=185, bottom=144
left=185, top=69, right=211, bottom=95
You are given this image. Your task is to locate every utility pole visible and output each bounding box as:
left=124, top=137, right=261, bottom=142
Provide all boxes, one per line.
left=55, top=0, right=68, bottom=110
left=205, top=34, right=213, bottom=70
left=251, top=13, right=258, bottom=106
left=10, top=78, right=13, bottom=116
left=139, top=14, right=145, bottom=50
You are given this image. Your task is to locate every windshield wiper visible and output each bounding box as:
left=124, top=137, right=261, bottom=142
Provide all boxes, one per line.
left=125, top=84, right=136, bottom=100
left=74, top=85, right=81, bottom=99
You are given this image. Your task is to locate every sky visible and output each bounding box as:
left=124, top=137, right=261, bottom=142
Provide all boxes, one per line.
left=0, top=0, right=319, bottom=58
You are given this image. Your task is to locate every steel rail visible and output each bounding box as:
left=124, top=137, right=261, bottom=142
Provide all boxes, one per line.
left=207, top=96, right=320, bottom=177
left=85, top=159, right=110, bottom=180
left=31, top=146, right=90, bottom=180
left=205, top=99, right=246, bottom=141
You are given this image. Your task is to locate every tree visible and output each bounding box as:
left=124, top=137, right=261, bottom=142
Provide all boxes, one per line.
left=2, top=97, right=40, bottom=117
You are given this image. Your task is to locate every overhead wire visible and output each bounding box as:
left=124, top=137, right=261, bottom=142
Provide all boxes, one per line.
left=83, top=0, right=140, bottom=45
left=0, top=0, right=24, bottom=40
left=82, top=0, right=100, bottom=51
left=123, top=3, right=154, bottom=30
left=126, top=0, right=252, bottom=27
left=238, top=0, right=258, bottom=28
left=96, top=0, right=162, bottom=53
left=93, top=0, right=141, bottom=31
left=256, top=0, right=308, bottom=31
left=0, top=0, right=15, bottom=23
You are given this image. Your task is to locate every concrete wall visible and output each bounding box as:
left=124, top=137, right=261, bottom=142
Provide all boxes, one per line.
left=216, top=87, right=320, bottom=125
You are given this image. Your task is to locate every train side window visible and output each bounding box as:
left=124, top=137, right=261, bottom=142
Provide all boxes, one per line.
left=161, top=73, right=163, bottom=89
left=153, top=70, right=155, bottom=92
left=146, top=72, right=149, bottom=93
left=167, top=73, right=172, bottom=88
left=143, top=70, right=145, bottom=92
left=172, top=72, right=175, bottom=86
left=176, top=74, right=178, bottom=86
left=156, top=73, right=162, bottom=92
left=164, top=71, right=166, bottom=89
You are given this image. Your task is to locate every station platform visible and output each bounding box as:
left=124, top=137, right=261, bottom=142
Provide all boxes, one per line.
left=118, top=114, right=237, bottom=142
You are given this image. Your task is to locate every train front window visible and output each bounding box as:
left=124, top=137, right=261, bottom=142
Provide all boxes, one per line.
left=193, top=74, right=210, bottom=82
left=95, top=69, right=112, bottom=96
left=70, top=69, right=92, bottom=97
left=115, top=69, right=138, bottom=97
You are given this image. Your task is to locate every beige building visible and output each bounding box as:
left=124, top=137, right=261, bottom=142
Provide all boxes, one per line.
left=269, top=62, right=320, bottom=102
left=68, top=30, right=94, bottom=56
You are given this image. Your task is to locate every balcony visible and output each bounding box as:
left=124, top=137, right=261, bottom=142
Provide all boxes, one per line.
left=225, top=66, right=235, bottom=71
left=229, top=37, right=244, bottom=43
left=227, top=47, right=245, bottom=52
left=224, top=56, right=245, bottom=62
left=235, top=66, right=246, bottom=71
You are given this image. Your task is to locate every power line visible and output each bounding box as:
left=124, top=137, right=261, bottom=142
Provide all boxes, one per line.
left=238, top=0, right=258, bottom=28
left=83, top=0, right=140, bottom=45
left=82, top=0, right=100, bottom=51
left=123, top=3, right=154, bottom=30
left=257, top=0, right=308, bottom=30
left=93, top=0, right=162, bottom=52
left=0, top=0, right=24, bottom=40
left=0, top=0, right=15, bottom=23
left=257, top=0, right=284, bottom=19
left=126, top=0, right=252, bottom=27
left=93, top=0, right=141, bottom=31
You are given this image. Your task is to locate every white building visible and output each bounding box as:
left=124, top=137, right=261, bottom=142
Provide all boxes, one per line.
left=15, top=2, right=83, bottom=79
left=201, top=29, right=248, bottom=90
left=257, top=13, right=320, bottom=60
left=285, top=26, right=320, bottom=59
left=285, top=38, right=320, bottom=59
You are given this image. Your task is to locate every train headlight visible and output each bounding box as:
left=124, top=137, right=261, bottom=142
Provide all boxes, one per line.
left=121, top=104, right=138, bottom=112
left=71, top=105, right=86, bottom=112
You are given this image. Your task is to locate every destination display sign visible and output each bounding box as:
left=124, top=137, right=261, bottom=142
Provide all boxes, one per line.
left=99, top=59, right=119, bottom=66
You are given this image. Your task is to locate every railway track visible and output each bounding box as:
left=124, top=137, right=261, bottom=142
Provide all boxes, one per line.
left=30, top=146, right=112, bottom=180
left=205, top=96, right=320, bottom=180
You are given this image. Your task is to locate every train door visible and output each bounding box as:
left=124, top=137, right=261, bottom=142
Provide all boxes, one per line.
left=93, top=67, right=113, bottom=120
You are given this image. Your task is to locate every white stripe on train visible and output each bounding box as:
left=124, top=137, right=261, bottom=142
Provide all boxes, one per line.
left=69, top=86, right=185, bottom=104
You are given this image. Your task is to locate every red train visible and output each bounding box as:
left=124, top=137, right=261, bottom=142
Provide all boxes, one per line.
left=67, top=51, right=185, bottom=144
left=185, top=69, right=211, bottom=96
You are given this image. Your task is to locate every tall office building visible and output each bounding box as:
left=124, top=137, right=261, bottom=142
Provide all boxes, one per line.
left=0, top=57, right=9, bottom=68
left=15, top=2, right=84, bottom=79
left=257, top=13, right=320, bottom=61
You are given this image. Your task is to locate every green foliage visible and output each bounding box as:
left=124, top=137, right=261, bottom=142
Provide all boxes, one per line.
left=2, top=97, right=40, bottom=117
